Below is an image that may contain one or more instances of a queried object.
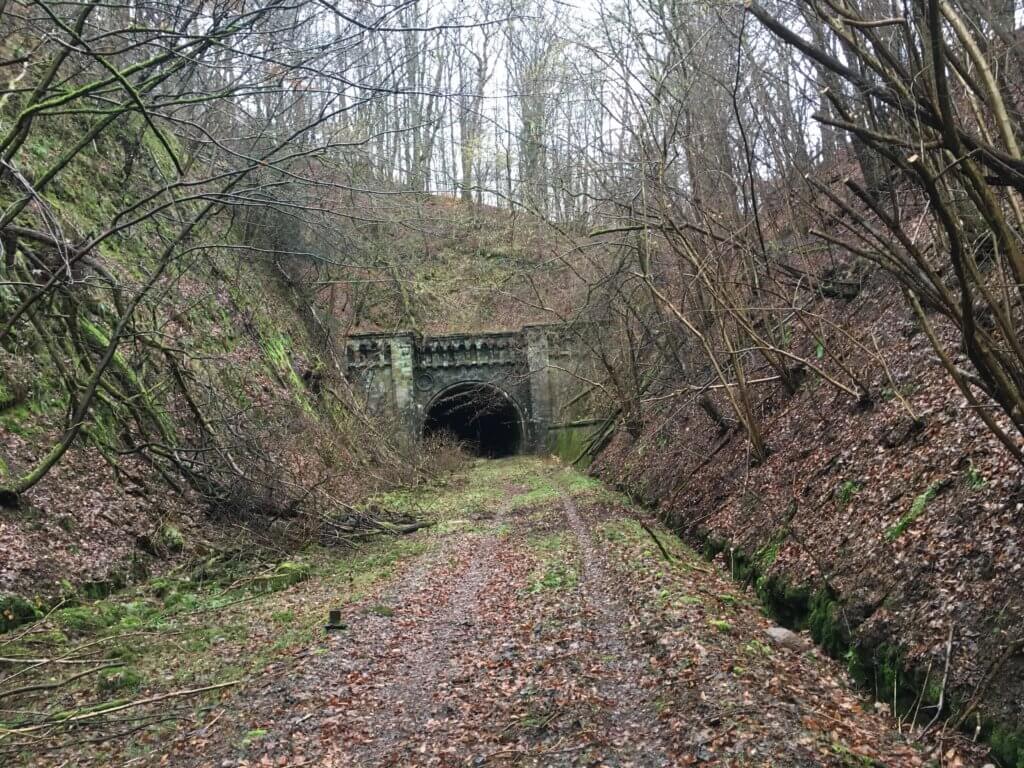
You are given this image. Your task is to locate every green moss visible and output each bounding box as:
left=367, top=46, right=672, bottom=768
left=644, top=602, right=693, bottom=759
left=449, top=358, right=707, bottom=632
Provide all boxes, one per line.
left=807, top=589, right=847, bottom=657
left=528, top=560, right=578, bottom=593
left=755, top=573, right=810, bottom=627
left=701, top=536, right=729, bottom=561
left=0, top=402, right=42, bottom=437
left=241, top=728, right=269, bottom=747
left=97, top=667, right=143, bottom=694
left=706, top=533, right=1024, bottom=765
left=140, top=123, right=184, bottom=179
left=708, top=619, right=732, bottom=633
left=158, top=524, right=185, bottom=553
left=511, top=482, right=561, bottom=509
left=81, top=570, right=128, bottom=600
left=248, top=560, right=311, bottom=594
left=964, top=464, right=986, bottom=490
left=525, top=531, right=579, bottom=592
left=54, top=603, right=125, bottom=632
left=984, top=721, right=1024, bottom=768
left=104, top=643, right=141, bottom=662
left=756, top=540, right=781, bottom=568
left=836, top=479, right=863, bottom=505
left=885, top=482, right=941, bottom=541
left=830, top=742, right=877, bottom=767
left=744, top=639, right=772, bottom=657
left=547, top=424, right=597, bottom=465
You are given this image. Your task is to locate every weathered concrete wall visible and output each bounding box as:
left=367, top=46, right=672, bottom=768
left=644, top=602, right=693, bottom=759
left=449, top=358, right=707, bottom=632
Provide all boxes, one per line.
left=533, top=325, right=605, bottom=460
left=524, top=325, right=551, bottom=450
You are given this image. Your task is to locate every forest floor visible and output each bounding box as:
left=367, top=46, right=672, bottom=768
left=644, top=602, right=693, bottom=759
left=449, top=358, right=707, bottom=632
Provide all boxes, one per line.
left=4, top=458, right=980, bottom=767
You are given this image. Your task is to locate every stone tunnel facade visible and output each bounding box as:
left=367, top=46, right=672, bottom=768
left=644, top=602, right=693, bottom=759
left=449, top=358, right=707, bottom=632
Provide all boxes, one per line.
left=343, top=325, right=586, bottom=454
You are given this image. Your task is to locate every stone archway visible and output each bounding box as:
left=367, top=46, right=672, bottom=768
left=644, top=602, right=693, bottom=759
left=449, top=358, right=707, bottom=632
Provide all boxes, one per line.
left=421, top=381, right=526, bottom=457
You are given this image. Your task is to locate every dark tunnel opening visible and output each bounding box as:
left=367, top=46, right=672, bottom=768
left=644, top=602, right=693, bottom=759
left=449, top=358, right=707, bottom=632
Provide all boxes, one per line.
left=422, top=383, right=524, bottom=458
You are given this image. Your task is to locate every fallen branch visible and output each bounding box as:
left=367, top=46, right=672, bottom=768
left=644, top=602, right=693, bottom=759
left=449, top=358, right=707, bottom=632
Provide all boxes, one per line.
left=919, top=624, right=954, bottom=737
left=0, top=662, right=123, bottom=700
left=639, top=521, right=675, bottom=563
left=0, top=679, right=241, bottom=737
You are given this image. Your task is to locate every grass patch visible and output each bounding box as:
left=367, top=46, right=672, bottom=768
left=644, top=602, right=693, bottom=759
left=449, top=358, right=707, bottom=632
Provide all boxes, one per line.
left=528, top=561, right=578, bottom=593
left=510, top=482, right=562, bottom=510
left=836, top=480, right=863, bottom=505
left=526, top=532, right=579, bottom=593
left=0, top=534, right=431, bottom=749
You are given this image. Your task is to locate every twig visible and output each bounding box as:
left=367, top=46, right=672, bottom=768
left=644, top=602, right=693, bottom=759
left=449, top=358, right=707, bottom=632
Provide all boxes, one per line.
left=0, top=679, right=241, bottom=737
left=0, top=662, right=123, bottom=700
left=918, top=624, right=954, bottom=738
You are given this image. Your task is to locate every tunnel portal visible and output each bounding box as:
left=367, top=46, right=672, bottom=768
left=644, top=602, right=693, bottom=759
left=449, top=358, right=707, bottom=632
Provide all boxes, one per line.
left=422, top=383, right=524, bottom=457
left=344, top=326, right=586, bottom=456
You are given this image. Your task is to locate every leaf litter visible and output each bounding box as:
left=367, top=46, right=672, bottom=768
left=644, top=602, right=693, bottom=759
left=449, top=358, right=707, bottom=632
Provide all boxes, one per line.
left=126, top=458, right=982, bottom=767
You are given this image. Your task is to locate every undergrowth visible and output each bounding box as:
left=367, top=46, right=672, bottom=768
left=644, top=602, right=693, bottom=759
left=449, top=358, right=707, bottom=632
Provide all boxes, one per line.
left=0, top=535, right=431, bottom=760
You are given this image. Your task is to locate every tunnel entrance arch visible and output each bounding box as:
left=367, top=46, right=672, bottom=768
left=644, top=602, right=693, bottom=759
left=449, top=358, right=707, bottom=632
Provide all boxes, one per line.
left=422, top=382, right=526, bottom=458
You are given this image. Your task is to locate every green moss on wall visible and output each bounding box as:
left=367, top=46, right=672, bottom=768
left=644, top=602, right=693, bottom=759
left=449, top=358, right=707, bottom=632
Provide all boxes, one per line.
left=547, top=424, right=597, bottom=465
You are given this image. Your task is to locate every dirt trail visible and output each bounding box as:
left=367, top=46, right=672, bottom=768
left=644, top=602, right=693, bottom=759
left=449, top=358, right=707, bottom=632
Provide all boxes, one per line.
left=143, top=457, right=960, bottom=767
left=560, top=497, right=672, bottom=764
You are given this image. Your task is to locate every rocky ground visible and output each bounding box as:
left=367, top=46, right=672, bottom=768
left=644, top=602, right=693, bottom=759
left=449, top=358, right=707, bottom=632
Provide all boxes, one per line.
left=1, top=457, right=986, bottom=766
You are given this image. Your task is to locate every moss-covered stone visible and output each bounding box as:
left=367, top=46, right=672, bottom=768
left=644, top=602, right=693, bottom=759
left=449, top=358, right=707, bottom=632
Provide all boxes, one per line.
left=158, top=523, right=185, bottom=553
left=807, top=588, right=848, bottom=657
left=81, top=570, right=129, bottom=600
left=249, top=560, right=311, bottom=594
left=0, top=594, right=42, bottom=633
left=53, top=602, right=125, bottom=632
left=754, top=574, right=810, bottom=628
